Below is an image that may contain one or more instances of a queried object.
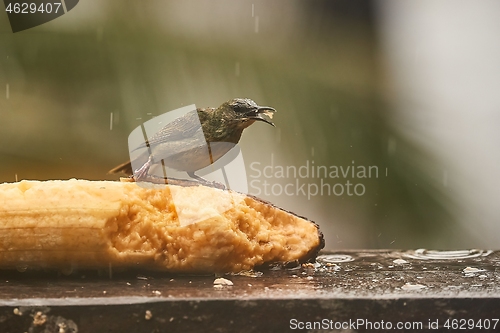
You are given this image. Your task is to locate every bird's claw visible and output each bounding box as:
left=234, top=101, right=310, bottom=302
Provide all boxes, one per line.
left=201, top=180, right=226, bottom=190
left=129, top=174, right=227, bottom=190
left=133, top=157, right=152, bottom=182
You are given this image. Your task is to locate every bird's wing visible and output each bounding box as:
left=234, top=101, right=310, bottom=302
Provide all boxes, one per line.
left=135, top=109, right=209, bottom=150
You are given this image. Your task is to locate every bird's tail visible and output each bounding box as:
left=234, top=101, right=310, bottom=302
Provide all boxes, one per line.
left=108, top=161, right=133, bottom=176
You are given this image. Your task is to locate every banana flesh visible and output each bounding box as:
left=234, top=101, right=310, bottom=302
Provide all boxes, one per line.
left=0, top=179, right=323, bottom=273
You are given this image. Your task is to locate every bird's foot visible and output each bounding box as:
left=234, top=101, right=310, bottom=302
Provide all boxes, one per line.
left=133, top=158, right=152, bottom=182
left=129, top=174, right=226, bottom=190
left=197, top=179, right=226, bottom=190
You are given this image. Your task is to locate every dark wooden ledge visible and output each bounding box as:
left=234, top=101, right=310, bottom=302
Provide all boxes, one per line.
left=0, top=249, right=499, bottom=332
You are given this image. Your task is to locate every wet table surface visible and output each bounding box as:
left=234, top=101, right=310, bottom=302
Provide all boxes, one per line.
left=1, top=249, right=499, bottom=332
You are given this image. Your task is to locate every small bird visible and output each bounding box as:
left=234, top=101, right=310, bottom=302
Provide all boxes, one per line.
left=109, top=98, right=276, bottom=183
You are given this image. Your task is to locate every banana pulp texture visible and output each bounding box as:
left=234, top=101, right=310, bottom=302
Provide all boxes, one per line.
left=0, top=179, right=323, bottom=273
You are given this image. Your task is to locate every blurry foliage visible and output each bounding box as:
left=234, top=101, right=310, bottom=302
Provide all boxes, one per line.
left=0, top=0, right=458, bottom=248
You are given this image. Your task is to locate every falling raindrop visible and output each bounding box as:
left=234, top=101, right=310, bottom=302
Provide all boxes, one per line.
left=235, top=62, right=240, bottom=76
left=388, top=137, right=396, bottom=155
left=96, top=27, right=103, bottom=41
left=330, top=107, right=338, bottom=119
left=6, top=84, right=9, bottom=99
left=109, top=112, right=113, bottom=130
left=275, top=127, right=281, bottom=143
left=254, top=16, right=259, bottom=33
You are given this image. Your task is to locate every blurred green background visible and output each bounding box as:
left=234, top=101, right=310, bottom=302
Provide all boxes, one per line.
left=1, top=0, right=498, bottom=250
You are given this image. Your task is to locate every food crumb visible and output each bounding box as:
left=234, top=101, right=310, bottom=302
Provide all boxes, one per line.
left=213, top=277, right=233, bottom=286
left=33, top=311, right=47, bottom=326
left=401, top=282, right=426, bottom=290
left=393, top=259, right=408, bottom=265
left=145, top=310, right=153, bottom=320
left=13, top=308, right=22, bottom=316
left=58, top=322, right=67, bottom=333
left=463, top=267, right=481, bottom=273
left=152, top=290, right=162, bottom=296
left=327, top=263, right=341, bottom=271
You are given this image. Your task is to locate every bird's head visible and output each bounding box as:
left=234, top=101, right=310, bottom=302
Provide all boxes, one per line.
left=221, top=98, right=276, bottom=128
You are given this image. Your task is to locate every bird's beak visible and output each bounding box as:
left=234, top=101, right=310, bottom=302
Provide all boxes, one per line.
left=248, top=106, right=277, bottom=127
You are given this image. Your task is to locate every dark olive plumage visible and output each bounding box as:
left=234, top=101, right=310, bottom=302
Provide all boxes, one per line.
left=109, top=98, right=276, bottom=181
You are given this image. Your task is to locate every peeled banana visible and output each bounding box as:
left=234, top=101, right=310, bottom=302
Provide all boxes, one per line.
left=0, top=179, right=323, bottom=273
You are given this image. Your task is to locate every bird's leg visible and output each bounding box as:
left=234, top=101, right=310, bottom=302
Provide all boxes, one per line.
left=186, top=171, right=207, bottom=183
left=129, top=159, right=225, bottom=190
left=133, top=156, right=152, bottom=181
left=136, top=175, right=199, bottom=187
left=131, top=164, right=225, bottom=190
left=187, top=171, right=226, bottom=190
